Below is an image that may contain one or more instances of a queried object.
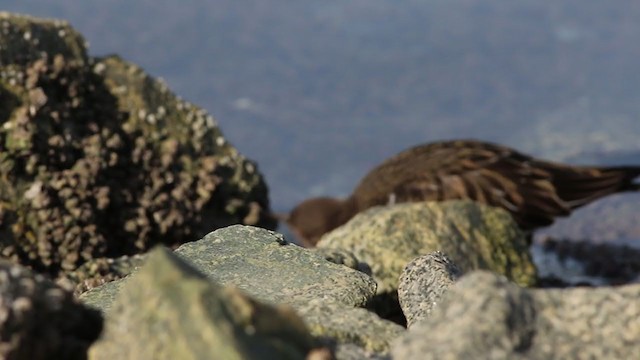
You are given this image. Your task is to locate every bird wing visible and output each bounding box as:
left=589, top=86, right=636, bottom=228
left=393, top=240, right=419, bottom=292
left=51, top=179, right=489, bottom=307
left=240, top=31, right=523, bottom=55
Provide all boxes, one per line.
left=351, top=140, right=572, bottom=229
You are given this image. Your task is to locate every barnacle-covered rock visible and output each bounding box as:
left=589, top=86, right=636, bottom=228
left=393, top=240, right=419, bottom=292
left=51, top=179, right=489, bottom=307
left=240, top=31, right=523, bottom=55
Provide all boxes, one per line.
left=0, top=12, right=275, bottom=276
left=59, top=254, right=147, bottom=297
left=0, top=259, right=103, bottom=360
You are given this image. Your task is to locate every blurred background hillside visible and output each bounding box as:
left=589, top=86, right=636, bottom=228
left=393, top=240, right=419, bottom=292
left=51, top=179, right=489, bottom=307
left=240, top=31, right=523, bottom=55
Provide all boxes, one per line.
left=4, top=0, right=640, bottom=241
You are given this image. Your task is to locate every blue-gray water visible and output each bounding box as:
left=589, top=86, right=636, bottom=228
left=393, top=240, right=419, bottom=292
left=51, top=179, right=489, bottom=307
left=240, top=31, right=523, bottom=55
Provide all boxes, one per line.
left=4, top=1, right=640, bottom=242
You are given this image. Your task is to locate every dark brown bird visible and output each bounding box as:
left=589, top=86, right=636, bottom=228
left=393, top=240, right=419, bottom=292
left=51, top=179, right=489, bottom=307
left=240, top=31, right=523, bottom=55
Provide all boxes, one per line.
left=283, top=139, right=640, bottom=247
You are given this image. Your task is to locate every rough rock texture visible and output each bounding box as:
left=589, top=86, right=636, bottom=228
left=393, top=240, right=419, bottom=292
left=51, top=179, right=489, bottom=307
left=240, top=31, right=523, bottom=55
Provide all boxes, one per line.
left=332, top=344, right=391, bottom=360
left=89, top=246, right=315, bottom=360
left=0, top=12, right=274, bottom=277
left=312, top=248, right=373, bottom=276
left=299, top=301, right=404, bottom=353
left=393, top=271, right=640, bottom=359
left=317, top=201, right=537, bottom=296
left=533, top=236, right=640, bottom=286
left=397, top=252, right=462, bottom=328
left=172, top=226, right=376, bottom=309
left=58, top=254, right=146, bottom=296
left=0, top=260, right=103, bottom=360
left=81, top=226, right=398, bottom=355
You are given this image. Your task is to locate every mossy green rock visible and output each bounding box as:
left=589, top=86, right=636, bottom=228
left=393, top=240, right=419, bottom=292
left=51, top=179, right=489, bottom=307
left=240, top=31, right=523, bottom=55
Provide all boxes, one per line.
left=88, top=247, right=314, bottom=360
left=0, top=12, right=274, bottom=276
left=318, top=200, right=537, bottom=297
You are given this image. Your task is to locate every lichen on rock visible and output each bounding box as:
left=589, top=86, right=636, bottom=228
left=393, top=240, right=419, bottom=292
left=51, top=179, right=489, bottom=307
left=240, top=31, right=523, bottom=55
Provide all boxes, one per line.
left=0, top=12, right=275, bottom=277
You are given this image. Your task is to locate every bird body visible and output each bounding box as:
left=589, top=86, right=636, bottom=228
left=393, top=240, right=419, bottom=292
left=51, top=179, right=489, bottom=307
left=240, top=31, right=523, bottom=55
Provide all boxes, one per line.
left=285, top=140, right=640, bottom=247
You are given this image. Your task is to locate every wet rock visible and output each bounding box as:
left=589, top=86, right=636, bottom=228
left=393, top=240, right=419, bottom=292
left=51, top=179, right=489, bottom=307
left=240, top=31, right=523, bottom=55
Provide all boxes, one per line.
left=533, top=236, right=640, bottom=286
left=316, top=201, right=537, bottom=319
left=0, top=12, right=274, bottom=277
left=392, top=271, right=640, bottom=359
left=88, top=247, right=314, bottom=360
left=397, top=252, right=462, bottom=327
left=0, top=260, right=102, bottom=360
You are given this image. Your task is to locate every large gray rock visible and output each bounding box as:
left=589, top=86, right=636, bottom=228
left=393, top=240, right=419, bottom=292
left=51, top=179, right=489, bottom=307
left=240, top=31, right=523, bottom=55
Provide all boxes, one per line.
left=317, top=201, right=537, bottom=298
left=81, top=226, right=376, bottom=311
left=298, top=301, right=404, bottom=353
left=88, top=247, right=315, bottom=360
left=0, top=12, right=274, bottom=277
left=393, top=271, right=640, bottom=359
left=175, top=226, right=376, bottom=309
left=397, top=252, right=462, bottom=327
left=82, top=226, right=395, bottom=356
left=0, top=260, right=102, bottom=360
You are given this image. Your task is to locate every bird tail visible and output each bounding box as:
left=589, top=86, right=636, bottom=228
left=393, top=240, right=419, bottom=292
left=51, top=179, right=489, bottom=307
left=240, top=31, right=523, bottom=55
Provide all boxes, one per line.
left=540, top=163, right=640, bottom=209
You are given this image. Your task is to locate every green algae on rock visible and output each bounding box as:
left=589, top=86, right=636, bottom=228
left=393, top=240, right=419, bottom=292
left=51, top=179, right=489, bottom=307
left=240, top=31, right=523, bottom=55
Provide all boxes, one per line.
left=0, top=12, right=274, bottom=277
left=317, top=200, right=538, bottom=297
left=88, top=246, right=315, bottom=360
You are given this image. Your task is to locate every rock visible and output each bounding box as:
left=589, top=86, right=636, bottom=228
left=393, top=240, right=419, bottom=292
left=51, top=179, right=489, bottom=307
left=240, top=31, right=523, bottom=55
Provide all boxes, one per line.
left=58, top=254, right=146, bottom=296
left=312, top=248, right=373, bottom=276
left=175, top=225, right=376, bottom=309
left=0, top=260, right=103, bottom=360
left=0, top=12, right=274, bottom=277
left=397, top=252, right=462, bottom=327
left=298, top=301, right=404, bottom=354
left=392, top=271, right=640, bottom=359
left=82, top=226, right=394, bottom=356
left=533, top=236, right=640, bottom=287
left=0, top=12, right=88, bottom=66
left=316, top=201, right=537, bottom=318
left=88, top=246, right=315, bottom=360
left=332, top=344, right=391, bottom=360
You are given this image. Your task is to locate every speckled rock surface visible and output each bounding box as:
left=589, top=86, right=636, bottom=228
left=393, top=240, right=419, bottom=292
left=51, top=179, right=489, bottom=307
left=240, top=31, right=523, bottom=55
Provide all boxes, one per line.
left=398, top=252, right=462, bottom=328
left=175, top=225, right=377, bottom=309
left=81, top=225, right=377, bottom=311
left=298, top=301, right=404, bottom=354
left=0, top=260, right=103, bottom=360
left=332, top=344, right=391, bottom=360
left=81, top=225, right=393, bottom=357
left=533, top=236, right=640, bottom=286
left=58, top=254, right=146, bottom=296
left=312, top=248, right=373, bottom=276
left=89, top=247, right=314, bottom=360
left=0, top=12, right=274, bottom=277
left=393, top=271, right=640, bottom=359
left=317, top=201, right=537, bottom=298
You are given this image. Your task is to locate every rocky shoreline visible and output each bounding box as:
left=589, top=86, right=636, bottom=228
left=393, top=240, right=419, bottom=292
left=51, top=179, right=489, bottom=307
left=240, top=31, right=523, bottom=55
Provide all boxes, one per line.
left=1, top=12, right=640, bottom=360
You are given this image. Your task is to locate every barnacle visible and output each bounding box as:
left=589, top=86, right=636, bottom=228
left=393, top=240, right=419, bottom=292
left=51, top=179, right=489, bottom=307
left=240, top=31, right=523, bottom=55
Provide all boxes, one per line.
left=0, top=13, right=275, bottom=277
